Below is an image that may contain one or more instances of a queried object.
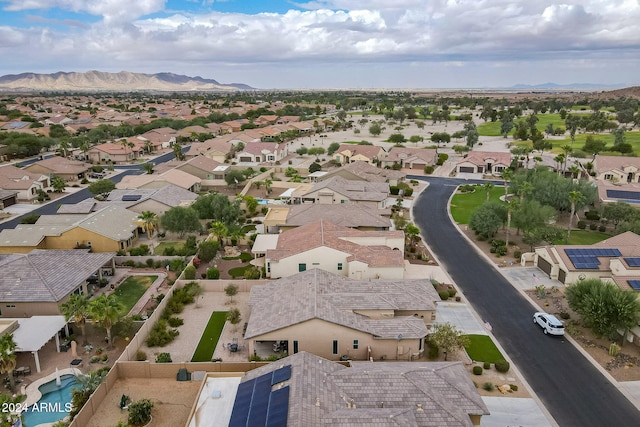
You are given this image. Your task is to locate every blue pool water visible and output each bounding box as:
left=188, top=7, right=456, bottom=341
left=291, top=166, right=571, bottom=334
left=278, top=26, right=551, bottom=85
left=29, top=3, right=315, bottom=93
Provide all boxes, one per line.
left=23, top=374, right=76, bottom=427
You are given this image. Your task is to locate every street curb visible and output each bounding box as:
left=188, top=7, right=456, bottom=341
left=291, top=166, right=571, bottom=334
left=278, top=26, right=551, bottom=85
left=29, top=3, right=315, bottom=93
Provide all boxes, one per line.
left=412, top=181, right=559, bottom=427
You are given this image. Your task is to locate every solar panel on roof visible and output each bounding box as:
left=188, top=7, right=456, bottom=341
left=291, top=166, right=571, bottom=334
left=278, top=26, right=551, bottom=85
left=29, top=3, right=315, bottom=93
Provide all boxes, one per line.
left=628, top=280, right=640, bottom=290
left=122, top=194, right=142, bottom=201
left=271, top=365, right=291, bottom=385
left=266, top=386, right=289, bottom=427
left=247, top=374, right=272, bottom=426
left=624, top=258, right=640, bottom=267
left=607, top=189, right=640, bottom=201
left=229, top=380, right=256, bottom=427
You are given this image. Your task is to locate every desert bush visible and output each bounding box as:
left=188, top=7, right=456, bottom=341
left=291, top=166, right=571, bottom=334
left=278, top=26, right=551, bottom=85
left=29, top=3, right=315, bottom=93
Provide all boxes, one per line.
left=424, top=165, right=435, bottom=174
left=128, top=399, right=154, bottom=426
left=577, top=220, right=586, bottom=230
left=206, top=268, right=220, bottom=279
left=589, top=222, right=597, bottom=230
left=155, top=352, right=172, bottom=363
left=483, top=362, right=491, bottom=370
left=483, top=382, right=495, bottom=391
left=495, top=360, right=510, bottom=373
left=438, top=291, right=450, bottom=300
left=183, top=265, right=196, bottom=280
left=472, top=366, right=483, bottom=375
left=135, top=350, right=147, bottom=361
left=514, top=250, right=522, bottom=261
left=167, top=316, right=184, bottom=327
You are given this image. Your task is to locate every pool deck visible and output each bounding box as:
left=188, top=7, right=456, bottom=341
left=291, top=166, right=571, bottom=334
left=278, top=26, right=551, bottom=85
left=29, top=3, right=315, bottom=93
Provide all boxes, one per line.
left=24, top=367, right=82, bottom=407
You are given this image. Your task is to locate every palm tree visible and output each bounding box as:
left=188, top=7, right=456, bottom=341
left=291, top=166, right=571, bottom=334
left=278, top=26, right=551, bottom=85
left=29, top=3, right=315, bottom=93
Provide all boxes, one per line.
left=505, top=198, right=519, bottom=250
left=569, top=165, right=581, bottom=179
left=142, top=163, right=154, bottom=174
left=482, top=181, right=494, bottom=202
left=404, top=224, right=420, bottom=248
left=554, top=154, right=565, bottom=175
left=561, top=145, right=572, bottom=173
left=518, top=181, right=533, bottom=203
left=210, top=221, right=228, bottom=244
left=501, top=169, right=513, bottom=199
left=566, top=191, right=585, bottom=243
left=79, top=139, right=90, bottom=160
left=143, top=140, right=154, bottom=154
left=264, top=179, right=272, bottom=195
left=0, top=334, right=17, bottom=393
left=89, top=294, right=123, bottom=349
left=138, top=211, right=158, bottom=238
left=61, top=294, right=91, bottom=345
left=58, top=139, right=70, bottom=158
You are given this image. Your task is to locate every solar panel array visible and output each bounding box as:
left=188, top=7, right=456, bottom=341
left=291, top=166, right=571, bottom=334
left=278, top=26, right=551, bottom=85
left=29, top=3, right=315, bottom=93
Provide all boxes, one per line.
left=628, top=280, right=640, bottom=290
left=624, top=258, right=640, bottom=267
left=606, top=189, right=640, bottom=201
left=229, top=365, right=291, bottom=427
left=564, top=248, right=622, bottom=270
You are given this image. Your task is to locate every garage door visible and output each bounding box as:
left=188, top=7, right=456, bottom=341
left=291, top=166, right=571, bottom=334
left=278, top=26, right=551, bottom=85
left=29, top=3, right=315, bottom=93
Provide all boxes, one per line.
left=459, top=166, right=475, bottom=173
left=239, top=156, right=252, bottom=162
left=558, top=269, right=567, bottom=284
left=537, top=257, right=552, bottom=275
left=1, top=196, right=16, bottom=207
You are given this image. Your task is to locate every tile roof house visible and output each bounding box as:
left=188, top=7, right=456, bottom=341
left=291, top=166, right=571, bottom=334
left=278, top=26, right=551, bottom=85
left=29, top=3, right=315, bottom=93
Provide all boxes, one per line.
left=235, top=142, right=288, bottom=163
left=0, top=190, right=18, bottom=209
left=116, top=168, right=201, bottom=192
left=185, top=138, right=234, bottom=163
left=57, top=184, right=197, bottom=217
left=0, top=205, right=139, bottom=254
left=230, top=351, right=488, bottom=427
left=255, top=220, right=405, bottom=279
left=87, top=142, right=137, bottom=164
left=23, top=157, right=92, bottom=182
left=318, top=161, right=405, bottom=186
left=596, top=180, right=640, bottom=205
left=299, top=176, right=390, bottom=209
left=534, top=231, right=640, bottom=285
left=245, top=269, right=440, bottom=361
left=593, top=155, right=640, bottom=184
left=0, top=249, right=114, bottom=317
left=0, top=165, right=51, bottom=201
left=333, top=144, right=386, bottom=165
left=455, top=151, right=511, bottom=176
left=263, top=204, right=391, bottom=233
left=382, top=147, right=438, bottom=170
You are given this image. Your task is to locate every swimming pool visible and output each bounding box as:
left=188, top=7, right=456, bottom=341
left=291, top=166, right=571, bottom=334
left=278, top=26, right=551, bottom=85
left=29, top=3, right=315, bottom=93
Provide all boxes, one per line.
left=23, top=374, right=76, bottom=427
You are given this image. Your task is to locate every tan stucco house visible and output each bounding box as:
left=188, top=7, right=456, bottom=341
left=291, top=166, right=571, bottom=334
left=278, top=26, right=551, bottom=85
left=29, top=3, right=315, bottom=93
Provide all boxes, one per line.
left=456, top=151, right=511, bottom=175
left=333, top=144, right=385, bottom=165
left=245, top=269, right=440, bottom=361
left=298, top=176, right=390, bottom=209
left=23, top=157, right=91, bottom=182
left=0, top=166, right=51, bottom=201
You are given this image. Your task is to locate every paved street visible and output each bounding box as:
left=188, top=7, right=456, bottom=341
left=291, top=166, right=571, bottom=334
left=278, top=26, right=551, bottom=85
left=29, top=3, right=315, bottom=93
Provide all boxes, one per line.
left=412, top=176, right=640, bottom=427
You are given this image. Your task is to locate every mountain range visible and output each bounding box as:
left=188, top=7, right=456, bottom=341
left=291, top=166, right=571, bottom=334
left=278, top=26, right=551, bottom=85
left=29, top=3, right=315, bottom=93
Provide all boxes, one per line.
left=0, top=71, right=253, bottom=92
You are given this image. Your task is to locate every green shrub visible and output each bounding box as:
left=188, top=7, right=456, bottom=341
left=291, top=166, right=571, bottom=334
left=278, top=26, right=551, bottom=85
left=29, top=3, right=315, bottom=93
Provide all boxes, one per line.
left=483, top=382, right=495, bottom=391
left=135, top=350, right=147, bottom=361
left=495, top=246, right=507, bottom=256
left=146, top=258, right=154, bottom=267
left=510, top=384, right=518, bottom=392
left=390, top=186, right=400, bottom=195
left=424, top=165, right=435, bottom=174
left=239, top=252, right=253, bottom=262
left=483, top=361, right=491, bottom=370
left=146, top=319, right=179, bottom=347
left=155, top=352, right=172, bottom=363
left=167, top=316, right=184, bottom=327
left=577, top=220, right=587, bottom=230
left=472, top=366, right=483, bottom=375
left=129, top=245, right=150, bottom=256
left=598, top=225, right=606, bottom=232
left=198, top=241, right=219, bottom=262
left=427, top=342, right=439, bottom=360
left=438, top=291, right=450, bottom=300
left=90, top=355, right=100, bottom=363
left=495, top=360, right=510, bottom=373
left=514, top=250, right=522, bottom=261
left=403, top=187, right=414, bottom=197
left=585, top=211, right=600, bottom=221
left=128, top=398, right=154, bottom=426
left=184, top=265, right=196, bottom=280
left=447, top=288, right=457, bottom=298
left=206, top=268, right=220, bottom=279
left=589, top=222, right=597, bottom=230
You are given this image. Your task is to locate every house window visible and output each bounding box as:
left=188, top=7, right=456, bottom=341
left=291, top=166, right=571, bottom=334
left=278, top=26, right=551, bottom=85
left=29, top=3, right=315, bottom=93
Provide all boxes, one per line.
left=298, top=263, right=306, bottom=272
left=87, top=241, right=92, bottom=249
left=337, top=263, right=343, bottom=271
left=340, top=200, right=346, bottom=204
left=293, top=340, right=299, bottom=354
left=5, top=305, right=15, bottom=308
left=353, top=340, right=359, bottom=350
left=266, top=262, right=271, bottom=273
left=604, top=174, right=613, bottom=180
left=332, top=340, right=338, bottom=355
left=419, top=338, right=423, bottom=351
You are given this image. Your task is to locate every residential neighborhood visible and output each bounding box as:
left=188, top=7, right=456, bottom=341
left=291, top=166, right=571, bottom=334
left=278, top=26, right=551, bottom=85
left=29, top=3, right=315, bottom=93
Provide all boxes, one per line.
left=1, top=89, right=640, bottom=427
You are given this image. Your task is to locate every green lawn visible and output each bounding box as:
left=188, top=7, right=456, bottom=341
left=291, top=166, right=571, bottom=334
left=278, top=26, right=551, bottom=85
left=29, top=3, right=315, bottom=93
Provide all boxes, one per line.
left=464, top=334, right=505, bottom=363
left=478, top=113, right=566, bottom=137
left=153, top=241, right=183, bottom=255
left=112, top=275, right=157, bottom=314
left=551, top=132, right=640, bottom=154
left=450, top=186, right=505, bottom=224
left=228, top=265, right=254, bottom=278
left=191, top=311, right=228, bottom=362
left=553, top=230, right=612, bottom=245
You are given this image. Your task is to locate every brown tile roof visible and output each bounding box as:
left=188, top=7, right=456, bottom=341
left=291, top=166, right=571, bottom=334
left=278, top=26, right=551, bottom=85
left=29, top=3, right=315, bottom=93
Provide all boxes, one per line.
left=325, top=161, right=405, bottom=183
left=246, top=269, right=437, bottom=339
left=267, top=220, right=403, bottom=267
left=285, top=204, right=391, bottom=229
left=24, top=157, right=91, bottom=174
left=385, top=147, right=437, bottom=165
left=594, top=155, right=640, bottom=174
left=239, top=351, right=488, bottom=426
left=304, top=176, right=389, bottom=202
left=337, top=144, right=385, bottom=160
left=457, top=151, right=511, bottom=167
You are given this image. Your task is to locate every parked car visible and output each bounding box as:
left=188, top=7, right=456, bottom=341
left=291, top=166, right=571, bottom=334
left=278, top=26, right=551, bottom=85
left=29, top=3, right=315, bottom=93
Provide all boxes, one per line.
left=533, top=312, right=565, bottom=336
left=89, top=172, right=105, bottom=179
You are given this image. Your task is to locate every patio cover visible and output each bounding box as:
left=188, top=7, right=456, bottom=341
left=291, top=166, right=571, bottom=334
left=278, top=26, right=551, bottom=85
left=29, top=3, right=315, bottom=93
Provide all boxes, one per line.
left=10, top=316, right=67, bottom=373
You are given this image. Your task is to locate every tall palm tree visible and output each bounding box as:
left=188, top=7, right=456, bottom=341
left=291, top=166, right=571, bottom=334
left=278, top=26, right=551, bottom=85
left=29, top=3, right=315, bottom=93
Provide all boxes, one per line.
left=482, top=181, right=494, bottom=202
left=61, top=294, right=91, bottom=345
left=0, top=334, right=17, bottom=393
left=210, top=221, right=228, bottom=244
left=567, top=191, right=585, bottom=243
left=518, top=181, right=533, bottom=203
left=505, top=198, right=519, bottom=250
left=561, top=145, right=572, bottom=173
left=89, top=294, right=123, bottom=349
left=501, top=169, right=514, bottom=200
left=138, top=211, right=158, bottom=237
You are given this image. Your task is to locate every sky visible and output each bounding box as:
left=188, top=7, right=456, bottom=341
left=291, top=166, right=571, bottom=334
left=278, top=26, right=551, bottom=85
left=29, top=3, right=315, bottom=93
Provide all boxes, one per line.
left=1, top=0, right=640, bottom=89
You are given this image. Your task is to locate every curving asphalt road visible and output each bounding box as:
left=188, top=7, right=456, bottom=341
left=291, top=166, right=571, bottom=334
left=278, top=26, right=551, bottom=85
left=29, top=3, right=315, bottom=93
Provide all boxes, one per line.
left=411, top=176, right=640, bottom=426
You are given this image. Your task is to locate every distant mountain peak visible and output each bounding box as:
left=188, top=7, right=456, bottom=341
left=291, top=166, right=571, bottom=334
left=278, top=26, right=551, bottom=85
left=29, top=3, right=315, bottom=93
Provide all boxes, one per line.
left=0, top=70, right=254, bottom=92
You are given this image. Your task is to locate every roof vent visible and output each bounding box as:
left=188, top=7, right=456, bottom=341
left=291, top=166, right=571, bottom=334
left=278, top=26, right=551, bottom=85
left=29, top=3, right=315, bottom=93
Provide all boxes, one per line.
left=416, top=403, right=423, bottom=412
left=315, top=398, right=320, bottom=407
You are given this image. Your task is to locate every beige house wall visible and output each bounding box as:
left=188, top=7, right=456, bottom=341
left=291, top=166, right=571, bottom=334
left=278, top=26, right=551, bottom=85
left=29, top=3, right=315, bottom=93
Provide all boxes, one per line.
left=45, top=227, right=137, bottom=253
left=0, top=242, right=46, bottom=254
left=248, top=318, right=422, bottom=361
left=268, top=247, right=350, bottom=278
left=0, top=301, right=61, bottom=318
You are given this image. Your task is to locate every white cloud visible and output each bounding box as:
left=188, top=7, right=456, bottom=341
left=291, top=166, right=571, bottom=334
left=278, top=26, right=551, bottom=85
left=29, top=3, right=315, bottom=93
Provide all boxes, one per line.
left=1, top=0, right=640, bottom=87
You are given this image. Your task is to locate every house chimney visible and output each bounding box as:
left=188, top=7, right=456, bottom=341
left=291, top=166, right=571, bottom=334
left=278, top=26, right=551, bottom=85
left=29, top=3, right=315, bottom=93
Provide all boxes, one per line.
left=416, top=404, right=423, bottom=412
left=315, top=398, right=320, bottom=407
